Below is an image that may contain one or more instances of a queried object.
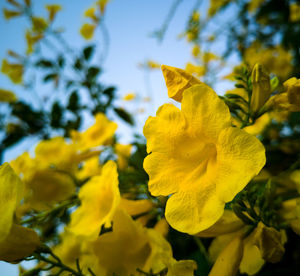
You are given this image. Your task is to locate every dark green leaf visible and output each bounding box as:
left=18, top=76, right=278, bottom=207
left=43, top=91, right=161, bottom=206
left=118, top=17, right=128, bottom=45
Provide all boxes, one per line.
left=43, top=73, right=58, bottom=82
left=67, top=91, right=80, bottom=112
left=35, top=59, right=54, bottom=68
left=50, top=101, right=63, bottom=128
left=86, top=66, right=101, bottom=81
left=58, top=55, right=65, bottom=68
left=83, top=45, right=95, bottom=60
left=114, top=107, right=134, bottom=125
left=74, top=58, right=83, bottom=70
left=103, top=86, right=116, bottom=98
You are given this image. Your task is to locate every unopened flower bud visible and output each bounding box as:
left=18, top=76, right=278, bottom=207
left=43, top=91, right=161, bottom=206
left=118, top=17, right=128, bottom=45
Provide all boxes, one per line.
left=251, top=63, right=271, bottom=113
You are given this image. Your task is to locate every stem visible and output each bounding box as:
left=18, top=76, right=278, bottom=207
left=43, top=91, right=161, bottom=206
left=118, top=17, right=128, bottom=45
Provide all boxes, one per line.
left=193, top=237, right=211, bottom=263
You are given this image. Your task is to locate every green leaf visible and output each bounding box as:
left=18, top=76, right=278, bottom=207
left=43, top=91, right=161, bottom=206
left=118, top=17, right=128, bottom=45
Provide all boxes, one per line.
left=58, top=55, right=65, bottom=68
left=86, top=66, right=101, bottom=81
left=50, top=101, right=63, bottom=128
left=234, top=83, right=245, bottom=89
left=103, top=86, right=116, bottom=98
left=83, top=45, right=95, bottom=60
left=114, top=107, right=134, bottom=125
left=43, top=73, right=58, bottom=82
left=35, top=59, right=54, bottom=68
left=73, top=58, right=83, bottom=70
left=67, top=91, right=80, bottom=112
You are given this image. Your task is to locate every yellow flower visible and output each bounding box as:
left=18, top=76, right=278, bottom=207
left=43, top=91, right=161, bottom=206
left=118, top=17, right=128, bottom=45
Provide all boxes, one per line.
left=80, top=23, right=96, bottom=40
left=71, top=113, right=117, bottom=151
left=250, top=63, right=271, bottom=113
left=97, top=0, right=110, bottom=15
left=45, top=4, right=62, bottom=22
left=69, top=161, right=120, bottom=239
left=161, top=64, right=201, bottom=102
left=209, top=235, right=243, bottom=276
left=31, top=17, right=48, bottom=33
left=266, top=77, right=300, bottom=113
left=244, top=113, right=271, bottom=136
left=284, top=77, right=300, bottom=108
left=0, top=163, right=40, bottom=262
left=146, top=60, right=161, bottom=69
left=115, top=143, right=132, bottom=170
left=76, top=156, right=102, bottom=180
left=144, top=69, right=266, bottom=234
left=0, top=88, right=17, bottom=102
left=191, top=45, right=201, bottom=57
left=25, top=30, right=43, bottom=55
left=248, top=0, right=266, bottom=13
left=3, top=8, right=22, bottom=20
left=185, top=62, right=206, bottom=78
left=290, top=3, right=300, bottom=22
left=84, top=7, right=99, bottom=22
left=208, top=0, right=230, bottom=17
left=123, top=93, right=136, bottom=101
left=244, top=42, right=292, bottom=80
left=24, top=169, right=75, bottom=211
left=90, top=209, right=197, bottom=276
left=1, top=59, right=23, bottom=84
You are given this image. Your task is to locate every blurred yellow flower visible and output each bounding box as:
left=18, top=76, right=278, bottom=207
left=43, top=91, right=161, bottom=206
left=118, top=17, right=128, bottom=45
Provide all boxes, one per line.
left=1, top=58, right=23, bottom=84
left=31, top=17, right=48, bottom=33
left=45, top=4, right=62, bottom=22
left=123, top=92, right=136, bottom=101
left=3, top=8, right=22, bottom=20
left=0, top=163, right=40, bottom=262
left=0, top=88, right=17, bottom=102
left=25, top=30, right=43, bottom=55
left=185, top=62, right=206, bottom=78
left=97, top=0, right=111, bottom=15
left=208, top=0, right=230, bottom=17
left=115, top=143, right=132, bottom=170
left=76, top=155, right=102, bottom=180
left=144, top=72, right=266, bottom=234
left=248, top=0, right=266, bottom=13
left=289, top=3, right=300, bottom=22
left=80, top=23, right=96, bottom=40
left=84, top=7, right=98, bottom=22
left=69, top=161, right=120, bottom=239
left=244, top=42, right=292, bottom=80
left=71, top=113, right=117, bottom=151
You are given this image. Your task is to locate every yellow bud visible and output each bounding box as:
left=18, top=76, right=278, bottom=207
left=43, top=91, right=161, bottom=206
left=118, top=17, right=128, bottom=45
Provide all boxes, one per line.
left=250, top=63, right=271, bottom=113
left=209, top=235, right=243, bottom=276
left=161, top=64, right=202, bottom=102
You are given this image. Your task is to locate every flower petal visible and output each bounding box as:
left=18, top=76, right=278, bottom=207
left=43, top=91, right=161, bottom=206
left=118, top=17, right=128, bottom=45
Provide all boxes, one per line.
left=0, top=163, right=23, bottom=242
left=216, top=127, right=266, bottom=202
left=165, top=187, right=224, bottom=234
left=143, top=104, right=186, bottom=154
left=181, top=85, right=231, bottom=142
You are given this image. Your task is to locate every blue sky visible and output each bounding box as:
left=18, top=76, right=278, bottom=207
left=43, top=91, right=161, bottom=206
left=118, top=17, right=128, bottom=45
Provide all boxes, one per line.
left=0, top=0, right=236, bottom=274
